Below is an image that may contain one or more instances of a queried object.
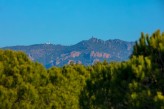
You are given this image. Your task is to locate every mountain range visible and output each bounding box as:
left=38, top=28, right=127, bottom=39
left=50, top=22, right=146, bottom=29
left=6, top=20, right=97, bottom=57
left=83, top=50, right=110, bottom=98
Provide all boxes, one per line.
left=2, top=37, right=135, bottom=68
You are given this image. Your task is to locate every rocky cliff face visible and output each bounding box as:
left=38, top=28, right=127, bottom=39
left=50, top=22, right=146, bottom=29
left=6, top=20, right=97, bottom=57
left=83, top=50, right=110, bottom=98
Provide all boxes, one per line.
left=3, top=37, right=134, bottom=68
left=90, top=51, right=110, bottom=58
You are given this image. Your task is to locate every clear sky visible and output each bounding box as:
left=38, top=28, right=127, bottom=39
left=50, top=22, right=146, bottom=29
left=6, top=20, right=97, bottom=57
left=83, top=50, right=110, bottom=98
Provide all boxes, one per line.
left=0, top=0, right=164, bottom=47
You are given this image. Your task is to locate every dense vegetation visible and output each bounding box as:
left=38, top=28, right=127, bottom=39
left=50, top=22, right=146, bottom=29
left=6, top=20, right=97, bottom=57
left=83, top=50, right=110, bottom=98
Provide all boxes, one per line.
left=0, top=30, right=164, bottom=108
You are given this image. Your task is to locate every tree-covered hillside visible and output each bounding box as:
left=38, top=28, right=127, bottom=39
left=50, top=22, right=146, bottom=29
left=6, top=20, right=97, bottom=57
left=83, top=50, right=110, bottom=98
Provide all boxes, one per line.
left=3, top=38, right=134, bottom=68
left=0, top=30, right=164, bottom=109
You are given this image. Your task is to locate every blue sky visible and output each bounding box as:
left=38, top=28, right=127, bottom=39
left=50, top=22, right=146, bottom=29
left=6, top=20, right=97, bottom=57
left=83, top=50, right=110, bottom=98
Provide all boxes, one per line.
left=0, top=0, right=164, bottom=47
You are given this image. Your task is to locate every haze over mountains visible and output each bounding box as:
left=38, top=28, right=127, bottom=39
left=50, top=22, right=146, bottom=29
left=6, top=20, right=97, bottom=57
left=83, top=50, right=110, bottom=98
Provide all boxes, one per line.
left=2, top=37, right=134, bottom=68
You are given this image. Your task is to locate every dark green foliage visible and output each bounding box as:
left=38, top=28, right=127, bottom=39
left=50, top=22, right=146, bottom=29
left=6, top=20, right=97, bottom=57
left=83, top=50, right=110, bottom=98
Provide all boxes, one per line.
left=0, top=30, right=164, bottom=109
left=80, top=30, right=164, bottom=109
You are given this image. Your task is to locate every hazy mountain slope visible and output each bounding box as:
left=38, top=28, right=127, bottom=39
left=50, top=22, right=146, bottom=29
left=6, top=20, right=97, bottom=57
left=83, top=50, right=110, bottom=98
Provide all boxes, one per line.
left=3, top=37, right=134, bottom=68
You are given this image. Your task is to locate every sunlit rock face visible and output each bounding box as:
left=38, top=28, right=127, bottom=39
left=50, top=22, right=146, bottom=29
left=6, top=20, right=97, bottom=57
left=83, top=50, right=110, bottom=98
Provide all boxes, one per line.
left=90, top=51, right=110, bottom=58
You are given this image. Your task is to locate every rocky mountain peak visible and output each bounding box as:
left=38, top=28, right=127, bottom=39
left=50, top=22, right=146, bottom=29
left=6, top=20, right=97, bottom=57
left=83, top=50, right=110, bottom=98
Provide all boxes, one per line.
left=88, top=37, right=104, bottom=43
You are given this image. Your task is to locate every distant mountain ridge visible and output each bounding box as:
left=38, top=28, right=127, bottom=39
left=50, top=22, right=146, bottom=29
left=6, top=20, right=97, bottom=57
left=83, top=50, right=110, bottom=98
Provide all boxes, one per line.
left=2, top=37, right=135, bottom=68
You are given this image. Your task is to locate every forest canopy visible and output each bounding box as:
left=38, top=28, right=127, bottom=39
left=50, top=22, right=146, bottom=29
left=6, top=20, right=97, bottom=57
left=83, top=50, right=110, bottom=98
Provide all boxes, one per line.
left=0, top=30, right=164, bottom=109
